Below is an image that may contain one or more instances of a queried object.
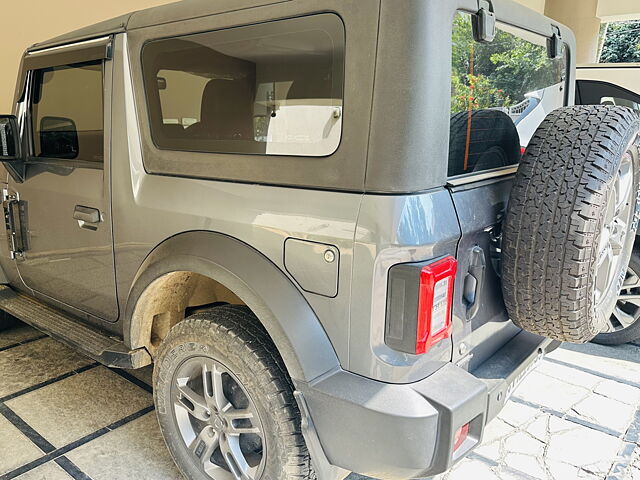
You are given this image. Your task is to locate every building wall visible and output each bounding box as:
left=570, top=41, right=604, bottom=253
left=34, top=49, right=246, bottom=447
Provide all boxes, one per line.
left=0, top=0, right=175, bottom=113
left=597, top=0, right=640, bottom=22
left=513, top=0, right=546, bottom=14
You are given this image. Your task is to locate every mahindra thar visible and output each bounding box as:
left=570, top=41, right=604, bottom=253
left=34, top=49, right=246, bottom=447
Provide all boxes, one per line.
left=0, top=1, right=638, bottom=479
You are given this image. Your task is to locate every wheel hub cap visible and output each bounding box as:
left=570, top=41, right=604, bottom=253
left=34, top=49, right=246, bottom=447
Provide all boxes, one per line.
left=605, top=263, right=640, bottom=333
left=172, top=357, right=265, bottom=480
left=595, top=151, right=635, bottom=306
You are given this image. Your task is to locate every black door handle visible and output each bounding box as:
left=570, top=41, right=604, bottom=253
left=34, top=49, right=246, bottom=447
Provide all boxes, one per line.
left=73, top=205, right=101, bottom=225
left=463, top=245, right=486, bottom=320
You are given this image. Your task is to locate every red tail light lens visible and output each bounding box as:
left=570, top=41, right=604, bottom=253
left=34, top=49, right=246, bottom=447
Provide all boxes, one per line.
left=454, top=423, right=470, bottom=451
left=416, top=256, right=457, bottom=354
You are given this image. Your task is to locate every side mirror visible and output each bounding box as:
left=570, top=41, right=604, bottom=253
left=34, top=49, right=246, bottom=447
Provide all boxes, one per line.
left=39, top=116, right=79, bottom=160
left=0, top=115, right=22, bottom=162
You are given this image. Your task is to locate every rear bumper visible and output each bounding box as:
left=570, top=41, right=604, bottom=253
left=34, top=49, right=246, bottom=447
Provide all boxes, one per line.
left=296, top=330, right=560, bottom=480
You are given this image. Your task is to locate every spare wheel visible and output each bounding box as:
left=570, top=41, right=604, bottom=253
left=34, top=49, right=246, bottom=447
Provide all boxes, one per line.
left=502, top=105, right=640, bottom=342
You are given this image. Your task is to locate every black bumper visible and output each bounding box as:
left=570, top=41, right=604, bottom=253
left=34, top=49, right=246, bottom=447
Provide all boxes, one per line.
left=296, top=330, right=560, bottom=480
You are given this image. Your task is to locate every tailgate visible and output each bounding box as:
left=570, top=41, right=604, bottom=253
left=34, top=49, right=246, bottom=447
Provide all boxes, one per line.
left=448, top=176, right=519, bottom=370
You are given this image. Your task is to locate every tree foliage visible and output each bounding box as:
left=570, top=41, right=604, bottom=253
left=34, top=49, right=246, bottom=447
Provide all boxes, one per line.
left=600, top=21, right=640, bottom=63
left=451, top=13, right=565, bottom=112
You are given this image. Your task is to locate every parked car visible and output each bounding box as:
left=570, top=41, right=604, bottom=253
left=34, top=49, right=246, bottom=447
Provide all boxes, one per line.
left=576, top=63, right=640, bottom=345
left=0, top=2, right=638, bottom=480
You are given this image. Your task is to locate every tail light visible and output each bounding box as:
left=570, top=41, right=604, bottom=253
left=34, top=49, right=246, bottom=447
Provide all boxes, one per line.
left=416, top=256, right=457, bottom=354
left=453, top=423, right=470, bottom=452
left=385, top=256, right=457, bottom=355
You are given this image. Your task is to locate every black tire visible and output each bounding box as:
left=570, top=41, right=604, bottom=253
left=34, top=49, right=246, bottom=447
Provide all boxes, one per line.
left=448, top=110, right=521, bottom=176
left=593, top=245, right=640, bottom=345
left=502, top=105, right=640, bottom=343
left=154, top=305, right=313, bottom=480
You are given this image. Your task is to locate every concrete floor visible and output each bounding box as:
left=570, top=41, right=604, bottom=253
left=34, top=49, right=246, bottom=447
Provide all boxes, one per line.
left=0, top=322, right=638, bottom=480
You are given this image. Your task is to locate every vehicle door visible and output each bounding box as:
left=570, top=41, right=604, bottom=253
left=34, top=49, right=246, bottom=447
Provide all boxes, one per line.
left=6, top=39, right=118, bottom=322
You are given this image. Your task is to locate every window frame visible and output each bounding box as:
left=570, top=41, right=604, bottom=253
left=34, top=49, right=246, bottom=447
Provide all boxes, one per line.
left=126, top=3, right=378, bottom=192
left=27, top=60, right=106, bottom=170
left=140, top=13, right=345, bottom=159
left=446, top=13, right=571, bottom=183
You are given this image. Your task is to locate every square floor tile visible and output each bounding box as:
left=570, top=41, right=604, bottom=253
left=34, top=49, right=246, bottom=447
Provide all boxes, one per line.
left=127, top=365, right=153, bottom=387
left=0, top=338, right=92, bottom=399
left=66, top=412, right=183, bottom=480
left=0, top=324, right=42, bottom=350
left=14, top=462, right=72, bottom=480
left=6, top=366, right=153, bottom=447
left=0, top=414, right=43, bottom=475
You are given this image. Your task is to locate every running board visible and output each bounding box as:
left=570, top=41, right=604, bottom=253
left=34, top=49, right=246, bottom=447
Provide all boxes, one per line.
left=0, top=286, right=151, bottom=369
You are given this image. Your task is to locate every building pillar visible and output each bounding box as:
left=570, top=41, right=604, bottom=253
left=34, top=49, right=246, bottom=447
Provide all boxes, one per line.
left=545, top=0, right=601, bottom=64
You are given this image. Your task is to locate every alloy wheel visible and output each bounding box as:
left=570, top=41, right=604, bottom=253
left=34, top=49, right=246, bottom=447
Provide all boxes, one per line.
left=172, top=357, right=265, bottom=480
left=605, top=265, right=640, bottom=333
left=595, top=151, right=635, bottom=306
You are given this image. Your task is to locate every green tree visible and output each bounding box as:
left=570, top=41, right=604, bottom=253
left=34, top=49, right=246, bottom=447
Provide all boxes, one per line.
left=600, top=21, right=640, bottom=63
left=451, top=13, right=564, bottom=112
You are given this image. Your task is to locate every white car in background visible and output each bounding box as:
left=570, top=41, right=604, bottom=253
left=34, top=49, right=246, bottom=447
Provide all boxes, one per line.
left=577, top=63, right=640, bottom=346
left=577, top=63, right=640, bottom=113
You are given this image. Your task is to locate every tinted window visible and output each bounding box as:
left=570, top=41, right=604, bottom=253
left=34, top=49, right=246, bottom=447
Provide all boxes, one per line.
left=142, top=14, right=345, bottom=157
left=31, top=61, right=104, bottom=163
left=577, top=79, right=640, bottom=113
left=449, top=12, right=567, bottom=177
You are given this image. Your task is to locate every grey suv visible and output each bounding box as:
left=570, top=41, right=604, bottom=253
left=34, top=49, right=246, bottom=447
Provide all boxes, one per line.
left=0, top=1, right=638, bottom=480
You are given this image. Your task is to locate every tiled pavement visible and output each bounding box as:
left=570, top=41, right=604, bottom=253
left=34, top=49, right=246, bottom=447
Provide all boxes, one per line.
left=0, top=323, right=638, bottom=480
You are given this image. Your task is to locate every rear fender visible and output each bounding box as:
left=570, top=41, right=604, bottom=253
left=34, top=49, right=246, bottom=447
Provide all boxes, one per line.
left=123, top=231, right=340, bottom=383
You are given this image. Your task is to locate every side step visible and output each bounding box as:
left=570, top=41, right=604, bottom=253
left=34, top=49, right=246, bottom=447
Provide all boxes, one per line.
left=0, top=286, right=151, bottom=369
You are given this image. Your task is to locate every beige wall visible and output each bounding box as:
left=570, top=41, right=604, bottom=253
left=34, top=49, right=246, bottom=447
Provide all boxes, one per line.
left=0, top=0, right=176, bottom=113
left=597, top=0, right=640, bottom=22
left=545, top=0, right=602, bottom=64
left=513, top=0, right=546, bottom=14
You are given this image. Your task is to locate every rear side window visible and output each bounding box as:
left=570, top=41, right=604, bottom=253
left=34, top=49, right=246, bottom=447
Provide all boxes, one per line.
left=141, top=14, right=345, bottom=157
left=448, top=12, right=567, bottom=177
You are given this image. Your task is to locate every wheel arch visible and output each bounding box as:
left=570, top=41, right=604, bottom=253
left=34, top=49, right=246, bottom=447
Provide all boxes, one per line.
left=123, top=230, right=340, bottom=383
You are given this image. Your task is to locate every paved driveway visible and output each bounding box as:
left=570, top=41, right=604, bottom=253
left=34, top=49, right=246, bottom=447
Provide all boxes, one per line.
left=430, top=340, right=640, bottom=480
left=0, top=322, right=638, bottom=480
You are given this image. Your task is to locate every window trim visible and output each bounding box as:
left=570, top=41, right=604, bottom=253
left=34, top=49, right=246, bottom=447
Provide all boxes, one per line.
left=139, top=13, right=346, bottom=159
left=26, top=60, right=106, bottom=169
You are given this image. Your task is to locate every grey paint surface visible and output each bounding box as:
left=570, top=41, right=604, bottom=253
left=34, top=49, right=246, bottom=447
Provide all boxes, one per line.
left=284, top=239, right=340, bottom=298
left=112, top=33, right=359, bottom=375
left=366, top=0, right=576, bottom=193
left=126, top=0, right=379, bottom=192
left=6, top=52, right=119, bottom=322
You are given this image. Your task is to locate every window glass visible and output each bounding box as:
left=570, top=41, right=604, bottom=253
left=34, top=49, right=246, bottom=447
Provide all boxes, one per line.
left=31, top=61, right=104, bottom=163
left=449, top=12, right=567, bottom=177
left=577, top=80, right=640, bottom=113
left=142, top=14, right=345, bottom=157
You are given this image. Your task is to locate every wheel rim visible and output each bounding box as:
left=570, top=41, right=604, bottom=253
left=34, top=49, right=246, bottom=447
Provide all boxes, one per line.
left=605, top=264, right=640, bottom=333
left=595, top=151, right=635, bottom=306
left=172, top=357, right=265, bottom=480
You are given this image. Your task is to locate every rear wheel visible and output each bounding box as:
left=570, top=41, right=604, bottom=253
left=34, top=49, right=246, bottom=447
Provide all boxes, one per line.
left=593, top=246, right=640, bottom=345
left=153, top=305, right=313, bottom=480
